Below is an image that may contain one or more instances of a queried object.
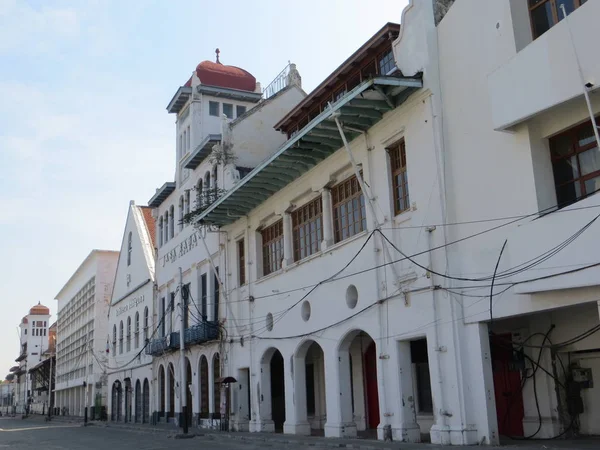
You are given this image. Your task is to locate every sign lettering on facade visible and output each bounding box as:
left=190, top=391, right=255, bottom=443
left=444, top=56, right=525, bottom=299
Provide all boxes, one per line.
left=160, top=226, right=218, bottom=267
left=116, top=294, right=145, bottom=317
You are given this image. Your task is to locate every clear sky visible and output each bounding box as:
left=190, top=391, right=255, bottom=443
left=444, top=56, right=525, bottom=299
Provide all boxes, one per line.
left=0, top=0, right=408, bottom=373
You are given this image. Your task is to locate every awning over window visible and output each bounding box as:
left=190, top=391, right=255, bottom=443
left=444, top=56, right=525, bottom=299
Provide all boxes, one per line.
left=193, top=76, right=421, bottom=227
left=183, top=134, right=222, bottom=170
left=148, top=182, right=176, bottom=208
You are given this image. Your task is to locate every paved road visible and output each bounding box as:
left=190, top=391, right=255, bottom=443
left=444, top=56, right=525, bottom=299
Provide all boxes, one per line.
left=0, top=418, right=255, bottom=450
left=1, top=417, right=599, bottom=450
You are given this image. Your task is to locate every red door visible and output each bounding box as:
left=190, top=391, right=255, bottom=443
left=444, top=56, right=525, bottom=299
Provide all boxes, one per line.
left=491, top=334, right=524, bottom=437
left=363, top=342, right=380, bottom=429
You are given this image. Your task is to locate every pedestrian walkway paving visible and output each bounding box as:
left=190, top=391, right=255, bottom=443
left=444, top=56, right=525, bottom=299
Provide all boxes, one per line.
left=97, top=421, right=600, bottom=450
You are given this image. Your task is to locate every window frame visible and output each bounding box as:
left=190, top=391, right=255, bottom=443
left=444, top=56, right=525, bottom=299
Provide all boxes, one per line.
left=237, top=239, right=246, bottom=286
left=127, top=232, right=132, bottom=266
left=331, top=175, right=367, bottom=243
left=291, top=196, right=323, bottom=262
left=236, top=105, right=247, bottom=117
left=389, top=139, right=411, bottom=216
left=528, top=0, right=587, bottom=39
left=209, top=101, right=220, bottom=117
left=261, top=220, right=284, bottom=276
left=222, top=103, right=234, bottom=119
left=550, top=116, right=600, bottom=207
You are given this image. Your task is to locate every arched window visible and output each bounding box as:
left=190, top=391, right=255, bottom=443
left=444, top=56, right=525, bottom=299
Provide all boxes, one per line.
left=169, top=205, right=175, bottom=239
left=112, top=325, right=117, bottom=355
left=185, top=190, right=190, bottom=223
left=126, top=316, right=131, bottom=352
left=144, top=307, right=149, bottom=341
left=196, top=179, right=203, bottom=207
left=119, top=321, right=124, bottom=354
left=178, top=196, right=184, bottom=231
left=134, top=312, right=140, bottom=349
left=158, top=217, right=163, bottom=248
left=164, top=211, right=169, bottom=243
left=212, top=164, right=218, bottom=193
left=204, top=172, right=211, bottom=204
left=127, top=232, right=132, bottom=266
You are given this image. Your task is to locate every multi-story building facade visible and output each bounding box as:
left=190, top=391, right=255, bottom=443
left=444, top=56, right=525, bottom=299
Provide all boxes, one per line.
left=28, top=321, right=57, bottom=415
left=193, top=23, right=443, bottom=442
left=146, top=55, right=305, bottom=428
left=106, top=201, right=155, bottom=423
left=392, top=0, right=600, bottom=442
left=11, top=303, right=52, bottom=415
left=54, top=250, right=118, bottom=417
left=189, top=3, right=600, bottom=444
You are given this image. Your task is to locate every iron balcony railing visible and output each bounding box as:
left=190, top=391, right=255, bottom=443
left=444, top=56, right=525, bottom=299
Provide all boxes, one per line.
left=145, top=322, right=219, bottom=356
left=263, top=63, right=291, bottom=100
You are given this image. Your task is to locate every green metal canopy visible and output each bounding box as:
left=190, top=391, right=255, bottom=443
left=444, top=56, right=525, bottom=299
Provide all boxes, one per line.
left=194, top=76, right=422, bottom=227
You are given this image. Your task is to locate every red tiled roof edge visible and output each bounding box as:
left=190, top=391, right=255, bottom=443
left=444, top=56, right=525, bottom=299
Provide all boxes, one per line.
left=140, top=206, right=156, bottom=249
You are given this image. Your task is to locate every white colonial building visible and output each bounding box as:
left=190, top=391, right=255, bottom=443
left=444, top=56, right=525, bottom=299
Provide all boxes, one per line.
left=11, top=303, right=52, bottom=415
left=146, top=54, right=305, bottom=428
left=393, top=0, right=600, bottom=443
left=106, top=201, right=155, bottom=423
left=190, top=2, right=600, bottom=444
left=54, top=250, right=118, bottom=417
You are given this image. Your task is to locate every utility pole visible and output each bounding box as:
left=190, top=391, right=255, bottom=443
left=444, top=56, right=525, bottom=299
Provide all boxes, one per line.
left=48, top=352, right=53, bottom=420
left=178, top=267, right=188, bottom=434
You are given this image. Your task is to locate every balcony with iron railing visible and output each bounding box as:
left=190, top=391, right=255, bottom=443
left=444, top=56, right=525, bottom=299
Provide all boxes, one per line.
left=145, top=322, right=219, bottom=356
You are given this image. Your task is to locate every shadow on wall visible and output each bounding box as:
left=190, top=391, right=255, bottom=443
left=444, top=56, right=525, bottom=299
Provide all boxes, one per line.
left=434, top=0, right=456, bottom=25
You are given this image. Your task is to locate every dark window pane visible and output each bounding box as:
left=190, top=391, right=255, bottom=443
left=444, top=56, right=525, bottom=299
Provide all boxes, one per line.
left=556, top=182, right=579, bottom=206
left=531, top=3, right=554, bottom=37
left=223, top=103, right=233, bottom=119
left=209, top=101, right=219, bottom=117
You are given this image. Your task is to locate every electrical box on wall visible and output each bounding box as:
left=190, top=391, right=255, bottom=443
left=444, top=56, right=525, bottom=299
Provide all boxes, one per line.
left=572, top=367, right=593, bottom=389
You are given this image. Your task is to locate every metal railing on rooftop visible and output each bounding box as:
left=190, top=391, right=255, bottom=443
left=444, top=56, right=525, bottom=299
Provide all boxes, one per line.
left=263, top=63, right=291, bottom=100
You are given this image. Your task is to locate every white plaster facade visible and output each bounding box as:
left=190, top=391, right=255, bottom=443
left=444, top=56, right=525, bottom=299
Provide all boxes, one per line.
left=54, top=250, right=118, bottom=417
left=12, top=305, right=51, bottom=415
left=148, top=59, right=306, bottom=428
left=106, top=202, right=156, bottom=423
left=391, top=0, right=600, bottom=443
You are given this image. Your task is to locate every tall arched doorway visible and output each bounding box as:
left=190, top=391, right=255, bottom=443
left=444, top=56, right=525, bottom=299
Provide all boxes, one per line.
left=135, top=380, right=142, bottom=423
left=259, top=348, right=285, bottom=433
left=168, top=363, right=175, bottom=419
left=199, top=355, right=209, bottom=418
left=111, top=381, right=122, bottom=422
left=158, top=365, right=166, bottom=420
left=143, top=378, right=150, bottom=423
left=294, top=340, right=326, bottom=435
left=339, top=330, right=379, bottom=435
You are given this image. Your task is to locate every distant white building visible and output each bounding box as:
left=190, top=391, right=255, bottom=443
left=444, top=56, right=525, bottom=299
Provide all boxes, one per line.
left=54, top=250, right=118, bottom=417
left=106, top=201, right=156, bottom=423
left=11, top=303, right=51, bottom=415
left=147, top=53, right=305, bottom=428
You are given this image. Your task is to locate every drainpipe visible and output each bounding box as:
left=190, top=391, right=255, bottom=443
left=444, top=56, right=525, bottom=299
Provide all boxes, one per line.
left=427, top=226, right=448, bottom=430
left=560, top=4, right=600, bottom=151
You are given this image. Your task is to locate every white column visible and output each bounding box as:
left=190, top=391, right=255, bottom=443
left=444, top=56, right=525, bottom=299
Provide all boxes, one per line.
left=256, top=357, right=275, bottom=432
left=389, top=341, right=421, bottom=442
left=324, top=346, right=356, bottom=438
left=208, top=358, right=215, bottom=415
left=284, top=354, right=310, bottom=435
left=321, top=188, right=334, bottom=249
left=282, top=213, right=293, bottom=268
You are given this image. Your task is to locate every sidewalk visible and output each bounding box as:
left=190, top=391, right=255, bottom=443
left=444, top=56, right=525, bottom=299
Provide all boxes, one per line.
left=97, top=421, right=600, bottom=450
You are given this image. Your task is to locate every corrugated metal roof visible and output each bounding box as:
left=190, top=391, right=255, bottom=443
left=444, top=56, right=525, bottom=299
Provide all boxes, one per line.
left=193, top=75, right=421, bottom=227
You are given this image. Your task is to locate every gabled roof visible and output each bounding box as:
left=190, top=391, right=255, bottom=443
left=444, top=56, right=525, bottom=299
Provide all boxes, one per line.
left=140, top=206, right=156, bottom=249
